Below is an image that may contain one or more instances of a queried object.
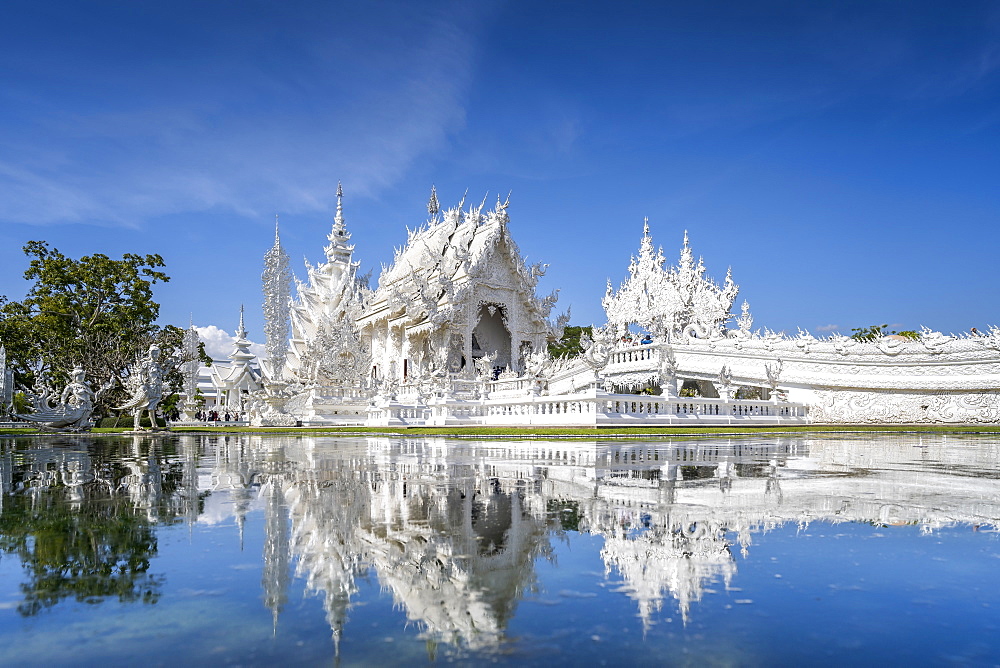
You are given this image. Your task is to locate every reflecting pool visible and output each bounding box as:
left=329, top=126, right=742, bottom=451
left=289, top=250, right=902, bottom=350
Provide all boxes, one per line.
left=1, top=433, right=999, bottom=665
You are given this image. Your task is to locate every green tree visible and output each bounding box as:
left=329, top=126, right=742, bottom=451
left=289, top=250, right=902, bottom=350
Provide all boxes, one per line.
left=0, top=241, right=170, bottom=415
left=548, top=325, right=593, bottom=358
left=850, top=324, right=919, bottom=342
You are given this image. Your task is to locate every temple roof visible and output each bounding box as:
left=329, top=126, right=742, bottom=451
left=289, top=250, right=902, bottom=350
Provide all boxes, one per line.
left=377, top=195, right=517, bottom=288
left=360, top=191, right=555, bottom=330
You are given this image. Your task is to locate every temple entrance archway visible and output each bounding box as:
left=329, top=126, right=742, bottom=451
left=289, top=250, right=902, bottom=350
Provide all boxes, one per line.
left=471, top=304, right=512, bottom=372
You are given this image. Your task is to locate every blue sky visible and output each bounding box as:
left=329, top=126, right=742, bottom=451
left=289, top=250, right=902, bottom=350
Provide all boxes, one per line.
left=2, top=0, right=998, bottom=352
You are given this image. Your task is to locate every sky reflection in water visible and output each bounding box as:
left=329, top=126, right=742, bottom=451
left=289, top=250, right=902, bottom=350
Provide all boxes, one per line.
left=0, top=433, right=998, bottom=666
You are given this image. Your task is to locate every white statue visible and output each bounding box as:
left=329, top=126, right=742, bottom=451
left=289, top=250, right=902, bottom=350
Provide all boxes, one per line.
left=580, top=325, right=614, bottom=370
left=116, top=345, right=166, bottom=431
left=15, top=366, right=106, bottom=431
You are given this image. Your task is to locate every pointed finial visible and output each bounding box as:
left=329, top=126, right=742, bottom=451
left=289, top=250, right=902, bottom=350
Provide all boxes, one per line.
left=334, top=182, right=344, bottom=227
left=496, top=192, right=510, bottom=224
left=427, top=185, right=439, bottom=217
left=237, top=304, right=247, bottom=338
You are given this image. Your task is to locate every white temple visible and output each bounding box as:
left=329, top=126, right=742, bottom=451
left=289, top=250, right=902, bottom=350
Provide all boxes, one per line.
left=247, top=186, right=1000, bottom=426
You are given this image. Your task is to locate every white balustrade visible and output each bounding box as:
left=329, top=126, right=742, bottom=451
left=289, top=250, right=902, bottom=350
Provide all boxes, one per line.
left=406, top=389, right=807, bottom=427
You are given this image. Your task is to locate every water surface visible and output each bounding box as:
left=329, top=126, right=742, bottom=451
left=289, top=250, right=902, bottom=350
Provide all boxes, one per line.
left=1, top=433, right=998, bottom=666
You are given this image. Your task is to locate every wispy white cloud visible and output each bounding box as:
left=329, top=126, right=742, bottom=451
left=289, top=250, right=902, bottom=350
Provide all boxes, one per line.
left=815, top=324, right=840, bottom=332
left=0, top=2, right=492, bottom=227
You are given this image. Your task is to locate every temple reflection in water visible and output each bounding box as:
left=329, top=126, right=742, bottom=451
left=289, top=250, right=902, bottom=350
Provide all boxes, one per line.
left=2, top=434, right=999, bottom=651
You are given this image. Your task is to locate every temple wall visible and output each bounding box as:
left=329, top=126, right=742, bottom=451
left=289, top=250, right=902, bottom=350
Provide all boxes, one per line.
left=596, top=339, right=1000, bottom=424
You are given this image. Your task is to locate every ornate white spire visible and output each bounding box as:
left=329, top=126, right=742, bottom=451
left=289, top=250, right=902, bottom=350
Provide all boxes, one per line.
left=181, top=320, right=201, bottom=399
left=427, top=185, right=440, bottom=219
left=325, top=182, right=355, bottom=264
left=0, top=343, right=10, bottom=410
left=495, top=192, right=510, bottom=225
left=263, top=217, right=293, bottom=379
left=237, top=304, right=247, bottom=340
left=334, top=181, right=345, bottom=230
left=229, top=305, right=255, bottom=365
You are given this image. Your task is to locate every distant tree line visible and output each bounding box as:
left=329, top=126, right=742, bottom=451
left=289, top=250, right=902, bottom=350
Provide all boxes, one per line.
left=849, top=324, right=919, bottom=342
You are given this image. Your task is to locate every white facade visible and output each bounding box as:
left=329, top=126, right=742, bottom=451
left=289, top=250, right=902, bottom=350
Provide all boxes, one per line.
left=357, top=190, right=563, bottom=384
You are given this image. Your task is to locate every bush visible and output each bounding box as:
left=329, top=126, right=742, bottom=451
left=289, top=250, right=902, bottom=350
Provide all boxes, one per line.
left=100, top=414, right=167, bottom=429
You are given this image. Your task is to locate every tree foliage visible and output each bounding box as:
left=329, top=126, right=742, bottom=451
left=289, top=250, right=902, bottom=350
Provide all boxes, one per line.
left=548, top=325, right=593, bottom=358
left=849, top=324, right=919, bottom=342
left=0, top=241, right=175, bottom=416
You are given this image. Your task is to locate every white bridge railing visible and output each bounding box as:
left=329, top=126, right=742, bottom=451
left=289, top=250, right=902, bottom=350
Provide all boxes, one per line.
left=607, top=344, right=657, bottom=365
left=369, top=389, right=808, bottom=428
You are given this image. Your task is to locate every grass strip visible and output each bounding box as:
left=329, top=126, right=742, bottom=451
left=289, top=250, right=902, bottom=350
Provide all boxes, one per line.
left=4, top=424, right=1000, bottom=438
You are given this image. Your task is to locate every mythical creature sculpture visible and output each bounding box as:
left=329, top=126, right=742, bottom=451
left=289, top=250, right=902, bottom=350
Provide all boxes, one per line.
left=115, top=345, right=167, bottom=430
left=764, top=359, right=783, bottom=398
left=15, top=366, right=106, bottom=431
left=474, top=351, right=499, bottom=380
left=580, top=325, right=615, bottom=371
left=717, top=365, right=734, bottom=400
left=919, top=326, right=953, bottom=353
left=524, top=349, right=552, bottom=378
left=658, top=347, right=679, bottom=397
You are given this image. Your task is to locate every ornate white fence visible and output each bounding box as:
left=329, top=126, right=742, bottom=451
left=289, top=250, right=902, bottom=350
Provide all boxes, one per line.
left=369, top=388, right=808, bottom=428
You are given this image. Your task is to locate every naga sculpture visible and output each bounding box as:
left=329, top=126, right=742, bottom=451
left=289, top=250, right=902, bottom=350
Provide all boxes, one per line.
left=116, top=345, right=167, bottom=431
left=15, top=366, right=109, bottom=432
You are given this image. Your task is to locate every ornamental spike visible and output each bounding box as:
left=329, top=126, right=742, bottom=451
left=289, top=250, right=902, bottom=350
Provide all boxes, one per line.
left=237, top=304, right=247, bottom=339
left=334, top=182, right=345, bottom=227
left=427, top=185, right=440, bottom=217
